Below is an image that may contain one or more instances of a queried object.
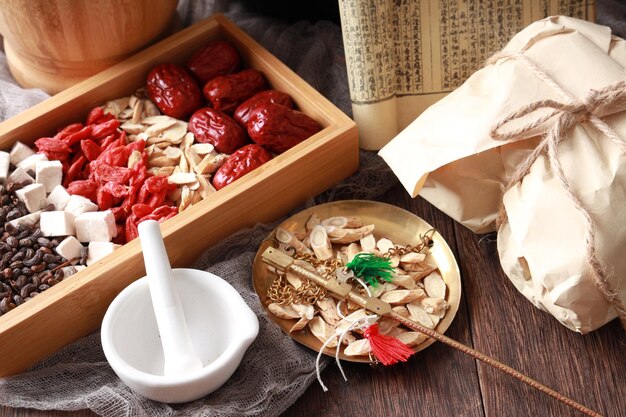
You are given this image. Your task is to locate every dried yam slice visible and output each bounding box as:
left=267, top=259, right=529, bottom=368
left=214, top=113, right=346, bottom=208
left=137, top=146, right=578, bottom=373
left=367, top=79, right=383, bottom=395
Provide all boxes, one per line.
left=120, top=122, right=145, bottom=135
left=142, top=115, right=175, bottom=125
left=345, top=242, right=361, bottom=263
left=405, top=260, right=438, bottom=278
left=316, top=297, right=341, bottom=325
left=194, top=153, right=228, bottom=175
left=310, top=225, right=333, bottom=260
left=308, top=316, right=337, bottom=348
left=400, top=252, right=426, bottom=264
left=378, top=317, right=400, bottom=335
left=359, top=234, right=376, bottom=253
left=305, top=213, right=321, bottom=232
left=190, top=143, right=216, bottom=155
left=419, top=297, right=449, bottom=317
left=168, top=172, right=197, bottom=185
left=391, top=305, right=411, bottom=318
left=290, top=317, right=310, bottom=333
left=376, top=238, right=395, bottom=254
left=292, top=303, right=315, bottom=320
left=127, top=150, right=143, bottom=169
left=390, top=274, right=416, bottom=289
left=321, top=216, right=362, bottom=229
left=344, top=339, right=370, bottom=356
left=335, top=309, right=368, bottom=334
left=268, top=303, right=300, bottom=319
left=143, top=99, right=160, bottom=117
left=406, top=302, right=435, bottom=328
left=144, top=118, right=178, bottom=136
left=428, top=313, right=441, bottom=327
left=328, top=224, right=375, bottom=244
left=423, top=271, right=446, bottom=299
left=196, top=174, right=216, bottom=199
left=148, top=166, right=176, bottom=177
left=380, top=288, right=425, bottom=304
left=276, top=227, right=312, bottom=254
left=396, top=331, right=428, bottom=347
left=104, top=97, right=130, bottom=117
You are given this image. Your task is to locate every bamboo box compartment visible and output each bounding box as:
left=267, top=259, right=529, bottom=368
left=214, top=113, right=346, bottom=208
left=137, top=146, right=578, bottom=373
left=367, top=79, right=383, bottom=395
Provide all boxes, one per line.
left=0, top=14, right=358, bottom=376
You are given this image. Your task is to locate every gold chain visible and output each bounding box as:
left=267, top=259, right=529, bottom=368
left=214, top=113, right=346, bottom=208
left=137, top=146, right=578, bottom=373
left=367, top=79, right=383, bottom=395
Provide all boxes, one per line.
left=382, top=228, right=436, bottom=258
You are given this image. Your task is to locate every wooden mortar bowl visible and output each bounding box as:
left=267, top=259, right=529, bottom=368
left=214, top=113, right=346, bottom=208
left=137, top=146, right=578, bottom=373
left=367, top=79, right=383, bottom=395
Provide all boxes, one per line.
left=0, top=0, right=179, bottom=94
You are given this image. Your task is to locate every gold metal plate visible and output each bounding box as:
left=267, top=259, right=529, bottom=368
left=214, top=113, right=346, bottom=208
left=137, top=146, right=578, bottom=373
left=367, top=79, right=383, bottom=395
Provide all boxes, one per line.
left=252, top=200, right=461, bottom=363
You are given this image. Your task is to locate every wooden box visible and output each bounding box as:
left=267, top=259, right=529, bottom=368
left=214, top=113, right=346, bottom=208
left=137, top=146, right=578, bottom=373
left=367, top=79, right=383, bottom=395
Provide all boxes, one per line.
left=0, top=14, right=358, bottom=376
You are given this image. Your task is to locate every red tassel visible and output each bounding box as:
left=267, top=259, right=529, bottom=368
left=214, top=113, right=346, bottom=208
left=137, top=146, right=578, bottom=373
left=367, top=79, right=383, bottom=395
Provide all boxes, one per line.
left=363, top=323, right=414, bottom=366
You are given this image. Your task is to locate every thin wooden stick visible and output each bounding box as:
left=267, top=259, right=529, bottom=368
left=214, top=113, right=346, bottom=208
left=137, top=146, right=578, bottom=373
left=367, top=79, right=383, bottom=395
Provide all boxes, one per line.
left=262, top=247, right=603, bottom=417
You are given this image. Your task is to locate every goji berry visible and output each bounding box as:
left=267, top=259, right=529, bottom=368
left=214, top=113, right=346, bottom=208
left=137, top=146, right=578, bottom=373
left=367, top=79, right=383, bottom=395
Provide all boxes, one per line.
left=64, top=155, right=88, bottom=187
left=97, top=189, right=114, bottom=210
left=35, top=137, right=71, bottom=154
left=64, top=126, right=93, bottom=147
left=131, top=204, right=153, bottom=219
left=102, top=181, right=129, bottom=198
left=54, top=123, right=84, bottom=141
left=67, top=179, right=98, bottom=202
left=86, top=107, right=105, bottom=125
left=80, top=140, right=102, bottom=161
left=91, top=163, right=132, bottom=184
left=91, top=119, right=120, bottom=139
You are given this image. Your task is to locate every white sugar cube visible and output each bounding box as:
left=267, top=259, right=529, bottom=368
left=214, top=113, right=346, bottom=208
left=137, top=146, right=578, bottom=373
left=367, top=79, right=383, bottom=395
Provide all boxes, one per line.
left=64, top=195, right=98, bottom=217
left=55, top=236, right=85, bottom=261
left=15, top=183, right=46, bottom=213
left=86, top=241, right=121, bottom=266
left=6, top=211, right=41, bottom=230
left=17, top=153, right=48, bottom=173
left=36, top=160, right=63, bottom=193
left=9, top=141, right=35, bottom=165
left=46, top=185, right=71, bottom=210
left=75, top=210, right=117, bottom=242
left=40, top=211, right=75, bottom=237
left=7, top=167, right=34, bottom=187
left=0, top=151, right=10, bottom=180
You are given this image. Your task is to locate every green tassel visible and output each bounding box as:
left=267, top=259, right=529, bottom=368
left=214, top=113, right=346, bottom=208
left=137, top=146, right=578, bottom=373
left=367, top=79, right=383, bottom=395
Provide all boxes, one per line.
left=346, top=253, right=394, bottom=287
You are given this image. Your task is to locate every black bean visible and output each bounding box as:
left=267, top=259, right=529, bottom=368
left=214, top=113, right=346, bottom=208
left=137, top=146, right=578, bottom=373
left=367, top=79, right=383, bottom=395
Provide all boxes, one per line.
left=31, top=262, right=46, bottom=273
left=6, top=210, right=21, bottom=222
left=20, top=283, right=36, bottom=298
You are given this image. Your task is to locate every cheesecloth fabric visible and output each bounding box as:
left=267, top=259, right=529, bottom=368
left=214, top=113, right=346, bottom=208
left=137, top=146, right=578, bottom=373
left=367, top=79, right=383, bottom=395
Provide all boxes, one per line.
left=0, top=1, right=398, bottom=416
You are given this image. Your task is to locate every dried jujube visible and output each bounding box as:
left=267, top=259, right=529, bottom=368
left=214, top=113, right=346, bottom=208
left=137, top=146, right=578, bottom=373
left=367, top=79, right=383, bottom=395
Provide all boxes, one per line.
left=202, top=68, right=266, bottom=113
left=233, top=90, right=294, bottom=127
left=186, top=39, right=240, bottom=84
left=247, top=103, right=322, bottom=154
left=146, top=63, right=202, bottom=119
left=188, top=107, right=248, bottom=154
left=212, top=144, right=272, bottom=190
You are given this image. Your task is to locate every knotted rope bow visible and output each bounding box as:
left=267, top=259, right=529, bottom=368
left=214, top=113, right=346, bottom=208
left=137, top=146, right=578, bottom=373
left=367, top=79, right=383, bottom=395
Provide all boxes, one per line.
left=487, top=52, right=626, bottom=328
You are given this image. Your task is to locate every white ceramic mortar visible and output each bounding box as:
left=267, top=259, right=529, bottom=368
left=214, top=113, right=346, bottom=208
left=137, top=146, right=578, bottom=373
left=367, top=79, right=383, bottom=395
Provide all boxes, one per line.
left=101, top=268, right=259, bottom=403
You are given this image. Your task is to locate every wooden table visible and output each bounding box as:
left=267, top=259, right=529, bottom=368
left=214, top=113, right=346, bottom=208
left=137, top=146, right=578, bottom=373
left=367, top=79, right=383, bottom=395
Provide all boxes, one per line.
left=2, top=181, right=624, bottom=417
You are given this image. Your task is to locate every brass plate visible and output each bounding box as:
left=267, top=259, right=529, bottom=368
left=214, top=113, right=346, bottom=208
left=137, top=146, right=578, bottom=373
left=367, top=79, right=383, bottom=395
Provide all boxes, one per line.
left=252, top=200, right=461, bottom=363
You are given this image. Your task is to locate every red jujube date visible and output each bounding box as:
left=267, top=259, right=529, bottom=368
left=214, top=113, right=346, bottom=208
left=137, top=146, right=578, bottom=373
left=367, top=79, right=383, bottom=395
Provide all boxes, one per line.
left=186, top=39, right=240, bottom=84
left=146, top=63, right=202, bottom=119
left=212, top=144, right=272, bottom=190
left=203, top=68, right=266, bottom=114
left=247, top=103, right=322, bottom=154
left=233, top=90, right=294, bottom=127
left=188, top=107, right=247, bottom=154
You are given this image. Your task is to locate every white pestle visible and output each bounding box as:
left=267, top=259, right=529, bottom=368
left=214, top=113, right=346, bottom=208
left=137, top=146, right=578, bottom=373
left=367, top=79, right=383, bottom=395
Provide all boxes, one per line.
left=138, top=220, right=204, bottom=377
